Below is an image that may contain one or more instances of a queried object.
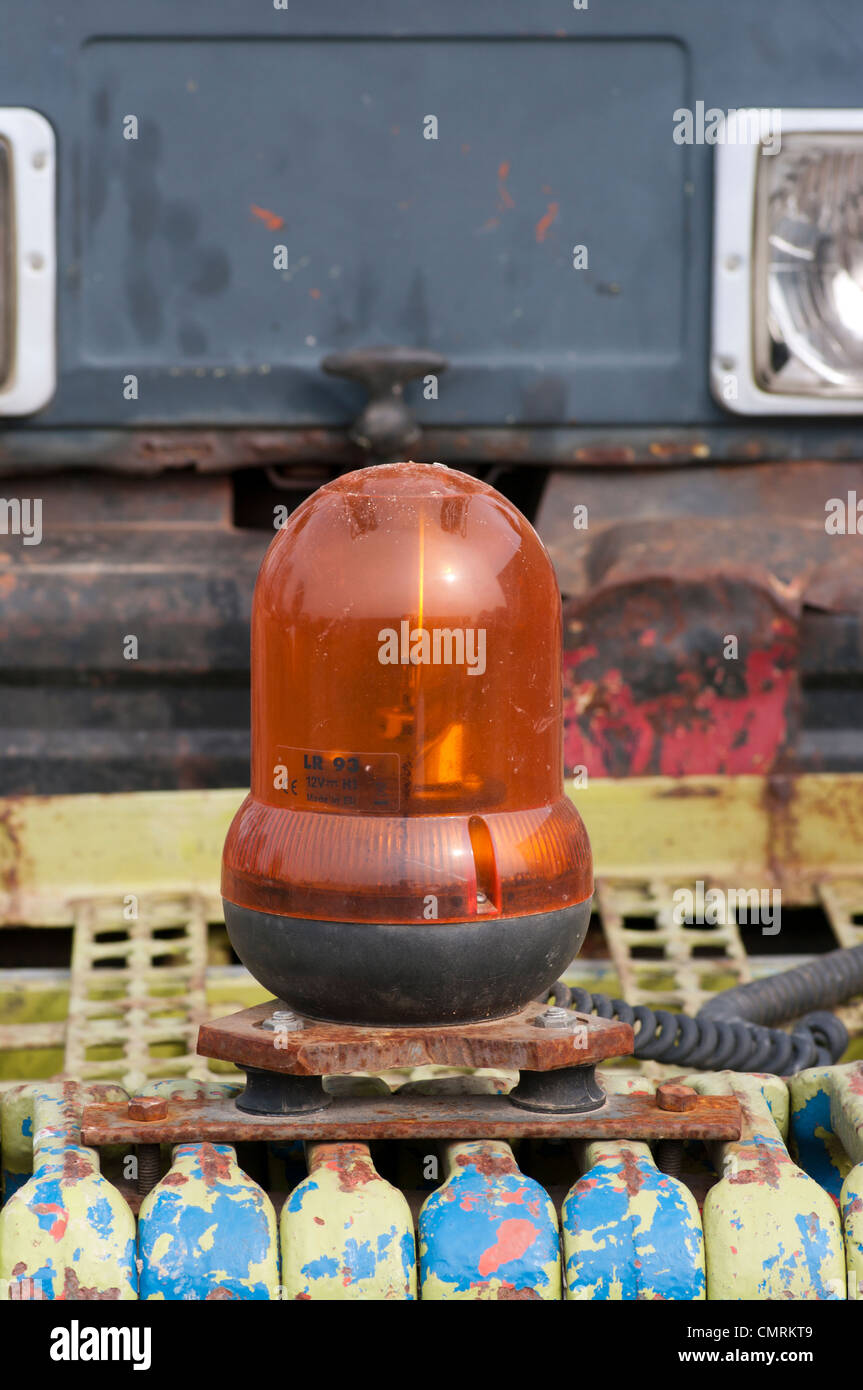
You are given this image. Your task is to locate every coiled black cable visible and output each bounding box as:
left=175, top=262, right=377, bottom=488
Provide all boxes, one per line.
left=545, top=980, right=849, bottom=1075
left=697, top=944, right=863, bottom=1027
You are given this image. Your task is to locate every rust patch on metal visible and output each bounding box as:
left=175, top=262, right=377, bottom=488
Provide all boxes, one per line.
left=656, top=784, right=721, bottom=799
left=728, top=1137, right=787, bottom=1190
left=62, top=1268, right=122, bottom=1300
left=574, top=446, right=636, bottom=465
left=0, top=802, right=22, bottom=898
left=61, top=1150, right=92, bottom=1186
left=648, top=440, right=710, bottom=461
left=313, top=1143, right=378, bottom=1192
left=620, top=1147, right=645, bottom=1197
left=455, top=1146, right=519, bottom=1179
left=160, top=1171, right=189, bottom=1187
left=198, top=1142, right=233, bottom=1188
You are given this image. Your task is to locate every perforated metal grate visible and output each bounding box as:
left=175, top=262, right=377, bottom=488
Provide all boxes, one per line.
left=63, top=895, right=218, bottom=1091
left=595, top=878, right=752, bottom=1016
left=819, top=880, right=863, bottom=950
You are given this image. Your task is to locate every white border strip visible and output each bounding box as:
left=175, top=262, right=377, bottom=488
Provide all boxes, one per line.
left=0, top=108, right=56, bottom=416
left=711, top=107, right=863, bottom=416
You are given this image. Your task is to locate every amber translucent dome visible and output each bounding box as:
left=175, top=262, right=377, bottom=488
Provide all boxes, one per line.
left=223, top=460, right=591, bottom=925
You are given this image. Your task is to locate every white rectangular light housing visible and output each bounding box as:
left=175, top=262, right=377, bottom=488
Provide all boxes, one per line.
left=712, top=108, right=863, bottom=415
left=0, top=108, right=56, bottom=416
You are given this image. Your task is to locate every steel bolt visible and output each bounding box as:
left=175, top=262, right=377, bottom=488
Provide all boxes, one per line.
left=261, top=1008, right=304, bottom=1033
left=127, top=1096, right=167, bottom=1122
left=655, top=1139, right=684, bottom=1178
left=656, top=1083, right=698, bottom=1113
left=135, top=1143, right=161, bottom=1197
left=534, top=1006, right=579, bottom=1030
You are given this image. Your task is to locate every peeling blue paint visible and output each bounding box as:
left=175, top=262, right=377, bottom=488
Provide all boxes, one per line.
left=563, top=1153, right=705, bottom=1300
left=300, top=1253, right=340, bottom=1280
left=286, top=1179, right=319, bottom=1214
left=420, top=1146, right=559, bottom=1297
left=138, top=1144, right=278, bottom=1301
left=791, top=1090, right=844, bottom=1197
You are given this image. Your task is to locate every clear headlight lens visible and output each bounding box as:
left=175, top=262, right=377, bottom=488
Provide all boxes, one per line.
left=755, top=134, right=863, bottom=395
left=0, top=139, right=10, bottom=390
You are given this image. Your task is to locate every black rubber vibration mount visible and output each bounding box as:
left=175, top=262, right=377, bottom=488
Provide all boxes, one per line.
left=509, top=1062, right=607, bottom=1114
left=236, top=1067, right=332, bottom=1116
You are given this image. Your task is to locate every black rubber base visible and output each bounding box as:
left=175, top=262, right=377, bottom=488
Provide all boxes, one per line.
left=223, top=898, right=593, bottom=1026
left=509, top=1063, right=607, bottom=1114
left=236, top=1067, right=332, bottom=1116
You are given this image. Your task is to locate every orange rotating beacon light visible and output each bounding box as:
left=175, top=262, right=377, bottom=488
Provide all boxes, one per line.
left=87, top=461, right=743, bottom=1130
left=222, top=460, right=593, bottom=1027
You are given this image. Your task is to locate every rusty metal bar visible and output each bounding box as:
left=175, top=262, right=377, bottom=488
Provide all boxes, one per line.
left=81, top=1091, right=742, bottom=1145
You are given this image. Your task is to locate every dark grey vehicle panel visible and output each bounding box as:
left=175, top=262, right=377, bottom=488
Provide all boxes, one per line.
left=0, top=0, right=861, bottom=432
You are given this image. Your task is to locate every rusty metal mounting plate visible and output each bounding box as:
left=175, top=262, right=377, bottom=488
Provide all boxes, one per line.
left=80, top=1091, right=742, bottom=1145
left=196, top=1000, right=634, bottom=1076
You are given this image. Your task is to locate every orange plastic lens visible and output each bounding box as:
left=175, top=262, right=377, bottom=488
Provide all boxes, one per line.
left=222, top=461, right=592, bottom=924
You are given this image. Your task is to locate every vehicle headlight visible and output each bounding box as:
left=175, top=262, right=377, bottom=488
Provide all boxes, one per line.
left=0, top=108, right=56, bottom=416
left=712, top=109, right=863, bottom=414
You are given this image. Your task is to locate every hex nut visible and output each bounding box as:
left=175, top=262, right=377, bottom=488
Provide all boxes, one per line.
left=533, top=1006, right=579, bottom=1031
left=656, top=1082, right=698, bottom=1113
left=127, top=1096, right=168, bottom=1122
left=260, top=1009, right=304, bottom=1033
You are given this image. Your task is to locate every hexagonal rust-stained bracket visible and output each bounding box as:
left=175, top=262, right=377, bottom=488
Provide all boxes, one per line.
left=197, top=1000, right=633, bottom=1076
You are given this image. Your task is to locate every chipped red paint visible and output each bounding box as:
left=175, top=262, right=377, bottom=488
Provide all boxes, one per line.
left=497, top=162, right=514, bottom=210
left=250, top=204, right=284, bottom=231
left=478, top=1218, right=540, bottom=1276
left=496, top=1284, right=541, bottom=1299
left=32, top=1204, right=68, bottom=1242
left=564, top=632, right=796, bottom=777
left=535, top=202, right=559, bottom=243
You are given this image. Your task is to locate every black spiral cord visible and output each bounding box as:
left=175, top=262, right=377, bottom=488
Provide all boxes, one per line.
left=545, top=943, right=863, bottom=1075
